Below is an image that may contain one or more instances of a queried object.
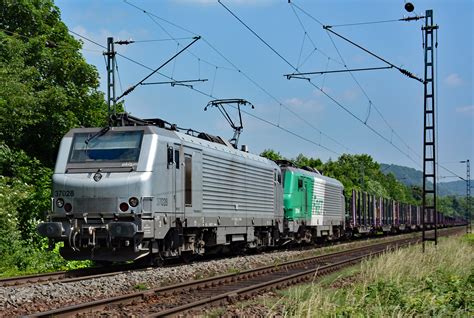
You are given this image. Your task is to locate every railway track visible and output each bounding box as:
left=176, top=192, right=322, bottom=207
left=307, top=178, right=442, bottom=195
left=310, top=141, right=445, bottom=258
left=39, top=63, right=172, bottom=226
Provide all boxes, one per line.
left=26, top=227, right=463, bottom=317
left=0, top=228, right=426, bottom=289
left=0, top=263, right=148, bottom=288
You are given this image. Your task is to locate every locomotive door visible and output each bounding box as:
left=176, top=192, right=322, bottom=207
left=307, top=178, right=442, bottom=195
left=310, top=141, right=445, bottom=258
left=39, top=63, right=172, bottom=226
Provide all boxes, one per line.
left=182, top=146, right=202, bottom=217
left=304, top=178, right=311, bottom=218
left=173, top=144, right=183, bottom=217
left=298, top=176, right=311, bottom=219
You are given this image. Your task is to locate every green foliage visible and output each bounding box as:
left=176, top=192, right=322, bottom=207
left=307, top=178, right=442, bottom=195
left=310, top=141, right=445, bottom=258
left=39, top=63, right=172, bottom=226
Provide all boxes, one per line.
left=0, top=0, right=108, bottom=167
left=461, top=233, right=474, bottom=245
left=438, top=195, right=473, bottom=217
left=134, top=283, right=148, bottom=291
left=260, top=150, right=469, bottom=217
left=0, top=175, right=69, bottom=276
left=0, top=143, right=52, bottom=241
left=0, top=0, right=110, bottom=276
left=260, top=149, right=284, bottom=161
left=294, top=154, right=323, bottom=171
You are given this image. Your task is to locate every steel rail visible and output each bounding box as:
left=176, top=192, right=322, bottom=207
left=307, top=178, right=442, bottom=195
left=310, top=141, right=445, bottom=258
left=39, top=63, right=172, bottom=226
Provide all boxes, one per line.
left=151, top=250, right=389, bottom=317
left=27, top=228, right=464, bottom=318
left=27, top=239, right=413, bottom=317
left=0, top=263, right=149, bottom=288
left=0, top=271, right=69, bottom=288
left=0, top=227, right=440, bottom=288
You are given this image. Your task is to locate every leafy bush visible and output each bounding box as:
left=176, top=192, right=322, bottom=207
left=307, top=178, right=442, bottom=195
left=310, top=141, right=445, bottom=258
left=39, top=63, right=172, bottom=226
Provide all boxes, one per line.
left=0, top=146, right=91, bottom=277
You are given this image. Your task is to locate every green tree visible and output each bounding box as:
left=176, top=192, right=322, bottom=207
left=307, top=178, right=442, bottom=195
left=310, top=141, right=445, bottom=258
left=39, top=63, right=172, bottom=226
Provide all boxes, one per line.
left=260, top=149, right=284, bottom=161
left=294, top=154, right=323, bottom=171
left=0, top=0, right=112, bottom=274
left=0, top=0, right=108, bottom=167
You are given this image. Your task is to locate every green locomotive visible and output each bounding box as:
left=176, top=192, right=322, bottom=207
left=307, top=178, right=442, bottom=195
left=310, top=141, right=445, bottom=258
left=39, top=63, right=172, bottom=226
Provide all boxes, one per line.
left=280, top=162, right=345, bottom=242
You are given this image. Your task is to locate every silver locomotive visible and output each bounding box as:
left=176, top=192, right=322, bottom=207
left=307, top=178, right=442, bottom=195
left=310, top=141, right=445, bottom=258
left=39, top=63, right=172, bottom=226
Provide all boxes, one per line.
left=38, top=115, right=283, bottom=263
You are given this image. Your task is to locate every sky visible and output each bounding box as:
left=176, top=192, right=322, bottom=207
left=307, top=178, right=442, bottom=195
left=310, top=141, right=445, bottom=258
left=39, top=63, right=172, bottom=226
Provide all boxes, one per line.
left=55, top=0, right=473, bottom=179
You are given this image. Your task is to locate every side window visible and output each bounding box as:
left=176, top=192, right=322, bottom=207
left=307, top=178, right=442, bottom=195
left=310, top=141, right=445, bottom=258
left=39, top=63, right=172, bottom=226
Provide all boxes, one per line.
left=298, top=178, right=303, bottom=189
left=277, top=172, right=282, bottom=184
left=167, top=146, right=173, bottom=167
left=174, top=149, right=180, bottom=169
left=185, top=155, right=192, bottom=206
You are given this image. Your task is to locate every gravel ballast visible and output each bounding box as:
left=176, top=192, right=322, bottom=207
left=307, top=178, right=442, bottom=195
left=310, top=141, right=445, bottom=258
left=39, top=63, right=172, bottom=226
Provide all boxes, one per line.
left=0, top=234, right=418, bottom=317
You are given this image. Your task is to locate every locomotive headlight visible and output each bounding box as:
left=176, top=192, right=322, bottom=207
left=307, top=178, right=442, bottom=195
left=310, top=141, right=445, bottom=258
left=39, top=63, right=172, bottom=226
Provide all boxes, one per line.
left=119, top=202, right=129, bottom=212
left=56, top=198, right=65, bottom=208
left=129, top=197, right=139, bottom=207
left=64, top=203, right=72, bottom=213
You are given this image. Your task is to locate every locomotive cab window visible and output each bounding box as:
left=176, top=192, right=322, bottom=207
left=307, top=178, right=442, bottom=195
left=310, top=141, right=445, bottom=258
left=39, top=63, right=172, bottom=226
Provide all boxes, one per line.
left=69, top=131, right=143, bottom=163
left=185, top=155, right=192, bottom=206
left=167, top=146, right=173, bottom=166
left=298, top=178, right=303, bottom=189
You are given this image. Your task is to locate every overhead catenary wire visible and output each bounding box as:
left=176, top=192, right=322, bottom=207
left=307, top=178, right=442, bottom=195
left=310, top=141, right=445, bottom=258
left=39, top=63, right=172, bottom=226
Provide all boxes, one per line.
left=323, top=30, right=422, bottom=160
left=329, top=18, right=403, bottom=28
left=115, top=36, right=201, bottom=101
left=67, top=29, right=341, bottom=156
left=288, top=2, right=423, bottom=160
left=219, top=0, right=422, bottom=168
left=292, top=0, right=424, bottom=160
left=323, top=27, right=424, bottom=83
left=121, top=0, right=464, bottom=181
left=289, top=1, right=465, bottom=180
left=288, top=3, right=344, bottom=67
left=122, top=0, right=350, bottom=154
left=132, top=37, right=195, bottom=43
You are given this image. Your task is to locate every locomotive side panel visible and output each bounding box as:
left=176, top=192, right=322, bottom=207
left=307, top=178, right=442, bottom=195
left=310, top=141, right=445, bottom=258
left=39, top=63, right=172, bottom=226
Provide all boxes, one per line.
left=281, top=166, right=345, bottom=239
left=310, top=177, right=345, bottom=228
left=173, top=133, right=282, bottom=247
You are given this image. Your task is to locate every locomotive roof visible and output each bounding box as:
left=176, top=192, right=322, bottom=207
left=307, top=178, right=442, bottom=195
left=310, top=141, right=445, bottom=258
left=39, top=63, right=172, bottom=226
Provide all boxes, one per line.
left=282, top=166, right=344, bottom=188
left=64, top=124, right=276, bottom=167
left=169, top=128, right=275, bottom=165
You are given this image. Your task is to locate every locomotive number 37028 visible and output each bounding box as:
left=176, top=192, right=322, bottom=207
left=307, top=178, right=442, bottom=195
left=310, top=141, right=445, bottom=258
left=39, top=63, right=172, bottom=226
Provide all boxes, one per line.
left=54, top=190, right=74, bottom=197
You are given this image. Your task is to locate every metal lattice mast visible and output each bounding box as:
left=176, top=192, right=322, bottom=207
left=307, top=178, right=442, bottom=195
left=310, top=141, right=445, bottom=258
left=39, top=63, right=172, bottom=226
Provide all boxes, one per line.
left=105, top=37, right=116, bottom=124
left=465, top=160, right=471, bottom=233
left=422, top=10, right=438, bottom=251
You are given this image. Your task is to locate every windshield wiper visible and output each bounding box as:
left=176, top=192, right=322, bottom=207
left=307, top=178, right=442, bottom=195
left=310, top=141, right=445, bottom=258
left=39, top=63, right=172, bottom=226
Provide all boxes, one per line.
left=85, top=126, right=110, bottom=145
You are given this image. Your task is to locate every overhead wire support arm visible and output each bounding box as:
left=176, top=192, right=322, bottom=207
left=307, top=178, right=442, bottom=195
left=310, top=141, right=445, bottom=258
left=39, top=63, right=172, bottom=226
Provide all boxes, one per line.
left=141, top=79, right=208, bottom=89
left=327, top=15, right=425, bottom=28
left=115, top=36, right=201, bottom=101
left=285, top=66, right=393, bottom=80
left=323, top=26, right=424, bottom=83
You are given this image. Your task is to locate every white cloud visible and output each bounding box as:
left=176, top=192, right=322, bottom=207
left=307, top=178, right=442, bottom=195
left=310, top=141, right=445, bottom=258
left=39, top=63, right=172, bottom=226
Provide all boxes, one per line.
left=284, top=97, right=324, bottom=113
left=444, top=73, right=463, bottom=87
left=456, top=105, right=474, bottom=114
left=340, top=87, right=359, bottom=102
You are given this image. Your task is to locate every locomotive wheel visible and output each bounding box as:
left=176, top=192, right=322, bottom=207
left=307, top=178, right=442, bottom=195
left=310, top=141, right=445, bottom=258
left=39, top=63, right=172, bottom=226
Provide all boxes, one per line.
left=94, top=260, right=114, bottom=267
left=181, top=251, right=196, bottom=264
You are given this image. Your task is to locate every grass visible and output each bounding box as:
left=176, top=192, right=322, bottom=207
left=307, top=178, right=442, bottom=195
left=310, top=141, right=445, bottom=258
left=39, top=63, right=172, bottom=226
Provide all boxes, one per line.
left=254, top=234, right=474, bottom=317
left=133, top=283, right=148, bottom=291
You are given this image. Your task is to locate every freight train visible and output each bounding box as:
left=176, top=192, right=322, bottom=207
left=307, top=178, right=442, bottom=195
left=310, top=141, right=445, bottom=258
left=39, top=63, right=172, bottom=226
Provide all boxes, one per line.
left=37, top=114, right=465, bottom=263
